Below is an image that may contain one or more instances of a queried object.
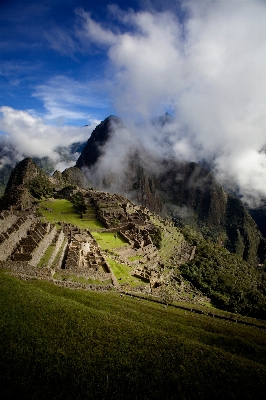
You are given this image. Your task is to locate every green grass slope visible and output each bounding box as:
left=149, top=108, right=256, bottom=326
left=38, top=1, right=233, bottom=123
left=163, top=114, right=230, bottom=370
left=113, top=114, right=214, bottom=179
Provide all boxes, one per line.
left=39, top=199, right=104, bottom=230
left=1, top=271, right=266, bottom=400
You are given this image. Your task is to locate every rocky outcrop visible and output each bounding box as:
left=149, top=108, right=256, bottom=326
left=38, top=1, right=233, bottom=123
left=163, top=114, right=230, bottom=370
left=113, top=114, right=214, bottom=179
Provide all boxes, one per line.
left=50, top=166, right=91, bottom=189
left=5, top=157, right=47, bottom=192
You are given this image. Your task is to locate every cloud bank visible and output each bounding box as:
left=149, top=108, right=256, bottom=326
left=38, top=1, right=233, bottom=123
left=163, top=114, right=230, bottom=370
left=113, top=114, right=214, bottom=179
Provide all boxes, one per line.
left=0, top=106, right=97, bottom=170
left=77, top=0, right=266, bottom=205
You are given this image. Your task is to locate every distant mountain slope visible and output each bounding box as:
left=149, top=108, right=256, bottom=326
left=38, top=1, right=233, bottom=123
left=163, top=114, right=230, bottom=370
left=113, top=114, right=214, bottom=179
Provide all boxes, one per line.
left=0, top=158, right=90, bottom=211
left=0, top=140, right=86, bottom=196
left=76, top=116, right=266, bottom=264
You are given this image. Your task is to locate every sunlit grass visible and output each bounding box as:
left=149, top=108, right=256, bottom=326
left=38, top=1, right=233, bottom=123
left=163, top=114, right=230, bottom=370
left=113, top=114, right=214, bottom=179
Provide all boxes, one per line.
left=91, top=231, right=129, bottom=251
left=107, top=258, right=146, bottom=287
left=127, top=255, right=144, bottom=262
left=38, top=199, right=104, bottom=230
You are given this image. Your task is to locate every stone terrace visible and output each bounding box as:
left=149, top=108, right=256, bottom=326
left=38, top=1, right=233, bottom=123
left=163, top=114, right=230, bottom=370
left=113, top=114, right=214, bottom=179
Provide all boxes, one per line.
left=11, top=221, right=56, bottom=265
left=0, top=213, right=37, bottom=261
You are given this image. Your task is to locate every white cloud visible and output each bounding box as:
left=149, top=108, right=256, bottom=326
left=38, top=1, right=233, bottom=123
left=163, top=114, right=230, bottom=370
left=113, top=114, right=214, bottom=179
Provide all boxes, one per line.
left=78, top=1, right=266, bottom=205
left=75, top=9, right=117, bottom=46
left=0, top=106, right=96, bottom=160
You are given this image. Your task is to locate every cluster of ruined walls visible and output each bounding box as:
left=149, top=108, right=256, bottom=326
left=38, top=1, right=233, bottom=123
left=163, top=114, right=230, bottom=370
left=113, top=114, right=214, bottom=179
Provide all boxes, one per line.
left=0, top=215, right=36, bottom=261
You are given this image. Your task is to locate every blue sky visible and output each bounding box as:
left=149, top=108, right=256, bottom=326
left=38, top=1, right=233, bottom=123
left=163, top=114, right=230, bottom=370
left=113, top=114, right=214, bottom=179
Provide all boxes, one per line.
left=1, top=0, right=266, bottom=204
left=0, top=0, right=124, bottom=125
left=0, top=0, right=185, bottom=126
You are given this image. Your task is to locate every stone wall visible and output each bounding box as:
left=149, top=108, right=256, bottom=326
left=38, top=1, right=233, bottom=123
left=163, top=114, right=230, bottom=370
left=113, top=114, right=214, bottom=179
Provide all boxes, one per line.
left=54, top=266, right=111, bottom=281
left=0, top=261, right=53, bottom=280
left=52, top=279, right=115, bottom=291
left=29, top=225, right=57, bottom=266
left=0, top=215, right=36, bottom=261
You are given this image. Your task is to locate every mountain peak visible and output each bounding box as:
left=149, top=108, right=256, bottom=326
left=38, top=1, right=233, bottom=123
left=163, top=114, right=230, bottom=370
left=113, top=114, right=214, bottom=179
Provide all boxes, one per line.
left=76, top=115, right=123, bottom=169
left=152, top=112, right=174, bottom=126
left=5, top=157, right=42, bottom=193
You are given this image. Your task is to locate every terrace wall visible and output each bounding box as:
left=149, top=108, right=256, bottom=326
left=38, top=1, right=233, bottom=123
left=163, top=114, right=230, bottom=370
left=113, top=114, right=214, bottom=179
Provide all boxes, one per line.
left=56, top=239, right=69, bottom=269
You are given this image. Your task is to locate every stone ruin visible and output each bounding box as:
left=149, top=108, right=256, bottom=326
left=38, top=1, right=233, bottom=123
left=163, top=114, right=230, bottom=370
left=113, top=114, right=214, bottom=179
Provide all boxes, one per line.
left=0, top=189, right=196, bottom=294
left=57, top=222, right=114, bottom=285
left=82, top=190, right=156, bottom=251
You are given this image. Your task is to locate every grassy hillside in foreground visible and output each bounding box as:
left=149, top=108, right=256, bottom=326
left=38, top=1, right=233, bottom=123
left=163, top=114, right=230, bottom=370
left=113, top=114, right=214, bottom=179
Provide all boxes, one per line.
left=1, top=271, right=266, bottom=400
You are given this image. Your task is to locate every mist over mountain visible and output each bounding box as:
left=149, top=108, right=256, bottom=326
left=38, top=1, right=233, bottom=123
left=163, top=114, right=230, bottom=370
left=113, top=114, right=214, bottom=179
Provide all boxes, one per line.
left=76, top=115, right=266, bottom=264
left=0, top=138, right=86, bottom=196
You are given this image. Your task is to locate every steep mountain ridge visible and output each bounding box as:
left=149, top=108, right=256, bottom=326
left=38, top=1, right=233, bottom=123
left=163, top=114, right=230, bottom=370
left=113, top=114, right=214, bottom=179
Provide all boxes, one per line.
left=76, top=116, right=122, bottom=169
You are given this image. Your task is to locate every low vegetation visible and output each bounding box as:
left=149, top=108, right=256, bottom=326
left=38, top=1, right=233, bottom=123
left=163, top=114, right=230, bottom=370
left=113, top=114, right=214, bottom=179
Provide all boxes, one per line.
left=0, top=271, right=266, bottom=400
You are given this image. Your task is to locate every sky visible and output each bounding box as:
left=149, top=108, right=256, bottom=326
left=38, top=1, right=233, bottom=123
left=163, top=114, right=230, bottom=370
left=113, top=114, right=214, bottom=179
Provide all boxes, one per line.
left=0, top=0, right=266, bottom=205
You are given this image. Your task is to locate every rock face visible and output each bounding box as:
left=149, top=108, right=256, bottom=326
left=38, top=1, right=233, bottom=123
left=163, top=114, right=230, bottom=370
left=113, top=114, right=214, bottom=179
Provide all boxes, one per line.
left=76, top=116, right=123, bottom=169
left=76, top=116, right=265, bottom=263
left=51, top=166, right=91, bottom=189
